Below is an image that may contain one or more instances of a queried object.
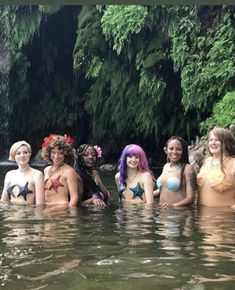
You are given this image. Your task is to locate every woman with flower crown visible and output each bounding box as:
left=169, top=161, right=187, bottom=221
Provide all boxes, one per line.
left=41, top=134, right=79, bottom=207
left=75, top=144, right=110, bottom=207
left=1, top=140, right=44, bottom=206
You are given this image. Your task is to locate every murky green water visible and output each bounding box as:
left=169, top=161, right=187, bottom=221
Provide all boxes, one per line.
left=0, top=165, right=235, bottom=289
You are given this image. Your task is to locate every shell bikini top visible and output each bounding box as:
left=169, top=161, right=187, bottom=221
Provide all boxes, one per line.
left=156, top=163, right=182, bottom=192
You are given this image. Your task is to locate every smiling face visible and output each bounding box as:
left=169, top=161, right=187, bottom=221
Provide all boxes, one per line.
left=166, top=139, right=183, bottom=164
left=14, top=145, right=31, bottom=166
left=208, top=132, right=222, bottom=157
left=83, top=146, right=97, bottom=168
left=126, top=154, right=140, bottom=170
left=50, top=146, right=65, bottom=167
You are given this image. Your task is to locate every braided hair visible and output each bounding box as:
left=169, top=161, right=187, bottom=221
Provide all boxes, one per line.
left=75, top=144, right=108, bottom=201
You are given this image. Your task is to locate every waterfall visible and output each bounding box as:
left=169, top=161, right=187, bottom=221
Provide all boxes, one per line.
left=0, top=7, right=12, bottom=160
left=0, top=61, right=11, bottom=160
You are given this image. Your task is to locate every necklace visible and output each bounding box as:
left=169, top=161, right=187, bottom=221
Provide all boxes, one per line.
left=18, top=165, right=30, bottom=173
left=210, top=156, right=227, bottom=168
left=48, top=163, right=64, bottom=177
left=165, top=163, right=182, bottom=172
left=127, top=172, right=138, bottom=183
left=210, top=158, right=221, bottom=168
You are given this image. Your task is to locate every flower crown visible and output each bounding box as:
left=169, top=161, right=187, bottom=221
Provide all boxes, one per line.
left=41, top=134, right=74, bottom=148
left=94, top=145, right=102, bottom=158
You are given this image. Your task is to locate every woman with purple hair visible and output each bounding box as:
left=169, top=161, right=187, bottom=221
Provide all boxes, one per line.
left=115, top=144, right=155, bottom=204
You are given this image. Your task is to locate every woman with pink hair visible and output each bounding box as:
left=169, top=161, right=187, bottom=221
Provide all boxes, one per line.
left=115, top=144, right=155, bottom=204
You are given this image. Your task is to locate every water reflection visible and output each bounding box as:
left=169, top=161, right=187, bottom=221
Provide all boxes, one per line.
left=1, top=205, right=79, bottom=246
left=195, top=206, right=235, bottom=288
left=0, top=205, right=81, bottom=289
left=0, top=200, right=235, bottom=289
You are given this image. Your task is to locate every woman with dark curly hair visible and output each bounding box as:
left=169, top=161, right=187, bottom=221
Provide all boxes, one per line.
left=41, top=134, right=78, bottom=207
left=75, top=144, right=110, bottom=207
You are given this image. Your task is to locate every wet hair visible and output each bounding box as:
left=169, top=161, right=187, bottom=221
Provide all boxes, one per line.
left=75, top=144, right=108, bottom=201
left=165, top=136, right=190, bottom=189
left=118, top=144, right=154, bottom=186
left=9, top=141, right=31, bottom=161
left=41, top=135, right=75, bottom=166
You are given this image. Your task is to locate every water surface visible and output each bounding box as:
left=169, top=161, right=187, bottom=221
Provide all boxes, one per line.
left=0, top=166, right=235, bottom=289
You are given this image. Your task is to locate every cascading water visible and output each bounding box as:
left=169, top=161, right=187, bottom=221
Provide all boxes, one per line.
left=0, top=7, right=12, bottom=161
left=0, top=73, right=11, bottom=161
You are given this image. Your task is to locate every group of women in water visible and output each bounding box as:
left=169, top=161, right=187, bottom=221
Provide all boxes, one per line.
left=1, top=126, right=235, bottom=209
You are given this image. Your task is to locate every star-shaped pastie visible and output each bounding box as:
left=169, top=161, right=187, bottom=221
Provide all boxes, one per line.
left=49, top=175, right=64, bottom=192
left=17, top=182, right=33, bottom=201
left=129, top=182, right=144, bottom=200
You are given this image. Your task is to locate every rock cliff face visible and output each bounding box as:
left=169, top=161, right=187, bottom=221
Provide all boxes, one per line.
left=189, top=125, right=235, bottom=173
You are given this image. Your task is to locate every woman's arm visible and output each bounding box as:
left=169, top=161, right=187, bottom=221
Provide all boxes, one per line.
left=153, top=188, right=160, bottom=197
left=94, top=170, right=110, bottom=199
left=173, top=164, right=197, bottom=207
left=1, top=171, right=11, bottom=203
left=114, top=172, right=120, bottom=188
left=66, top=167, right=79, bottom=207
left=34, top=170, right=45, bottom=205
left=142, top=172, right=154, bottom=204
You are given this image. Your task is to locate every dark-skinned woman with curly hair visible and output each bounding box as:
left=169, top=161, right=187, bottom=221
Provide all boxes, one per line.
left=75, top=144, right=110, bottom=207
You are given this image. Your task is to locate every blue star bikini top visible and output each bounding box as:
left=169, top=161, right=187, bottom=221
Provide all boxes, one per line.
left=118, top=182, right=144, bottom=200
left=7, top=182, right=33, bottom=201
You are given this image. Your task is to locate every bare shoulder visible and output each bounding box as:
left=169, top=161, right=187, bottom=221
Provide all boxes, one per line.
left=185, top=163, right=195, bottom=172
left=115, top=172, right=120, bottom=181
left=5, top=169, right=17, bottom=180
left=33, top=167, right=43, bottom=174
left=5, top=169, right=15, bottom=176
left=142, top=171, right=153, bottom=181
left=44, top=166, right=51, bottom=174
left=227, top=156, right=235, bottom=172
left=64, top=164, right=77, bottom=177
left=33, top=168, right=43, bottom=178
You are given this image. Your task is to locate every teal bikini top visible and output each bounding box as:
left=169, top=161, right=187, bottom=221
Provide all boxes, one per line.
left=156, top=176, right=181, bottom=192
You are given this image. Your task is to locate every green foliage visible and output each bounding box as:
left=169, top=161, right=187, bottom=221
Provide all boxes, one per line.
left=100, top=5, right=148, bottom=54
left=2, top=4, right=235, bottom=157
left=85, top=56, right=103, bottom=79
left=73, top=5, right=105, bottom=70
left=0, top=6, right=42, bottom=52
left=200, top=92, right=235, bottom=132
left=0, top=5, right=79, bottom=147
left=169, top=6, right=235, bottom=112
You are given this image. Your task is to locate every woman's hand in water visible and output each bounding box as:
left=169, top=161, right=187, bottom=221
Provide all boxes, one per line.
left=92, top=197, right=106, bottom=207
left=158, top=202, right=172, bottom=209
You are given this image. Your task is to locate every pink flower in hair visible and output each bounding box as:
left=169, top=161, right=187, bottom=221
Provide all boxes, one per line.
left=94, top=145, right=102, bottom=158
